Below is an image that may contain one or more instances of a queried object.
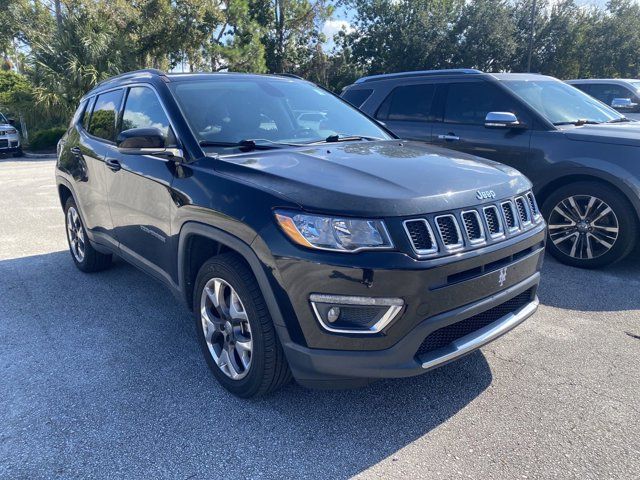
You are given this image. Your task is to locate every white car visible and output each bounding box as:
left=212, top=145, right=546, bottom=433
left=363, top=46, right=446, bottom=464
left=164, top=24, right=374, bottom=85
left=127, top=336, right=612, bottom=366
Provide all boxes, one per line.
left=567, top=79, right=640, bottom=121
left=0, top=112, right=22, bottom=157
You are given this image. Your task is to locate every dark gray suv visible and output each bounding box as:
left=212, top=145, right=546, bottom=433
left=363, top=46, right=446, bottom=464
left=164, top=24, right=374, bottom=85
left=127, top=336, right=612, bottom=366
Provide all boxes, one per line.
left=343, top=69, right=640, bottom=268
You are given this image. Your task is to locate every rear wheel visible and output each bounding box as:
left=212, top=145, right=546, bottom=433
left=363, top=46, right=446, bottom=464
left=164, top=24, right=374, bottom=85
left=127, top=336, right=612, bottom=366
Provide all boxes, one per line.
left=193, top=253, right=291, bottom=398
left=64, top=197, right=112, bottom=272
left=542, top=181, right=637, bottom=268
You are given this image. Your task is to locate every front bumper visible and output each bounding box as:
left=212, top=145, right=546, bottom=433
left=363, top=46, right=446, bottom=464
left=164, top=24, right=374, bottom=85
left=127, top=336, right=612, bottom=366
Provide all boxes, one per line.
left=267, top=223, right=545, bottom=386
left=0, top=135, right=21, bottom=152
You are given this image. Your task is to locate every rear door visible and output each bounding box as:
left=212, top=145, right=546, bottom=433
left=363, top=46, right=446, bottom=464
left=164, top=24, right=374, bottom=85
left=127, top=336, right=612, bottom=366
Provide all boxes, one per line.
left=104, top=85, right=179, bottom=282
left=430, top=80, right=532, bottom=171
left=374, top=83, right=436, bottom=141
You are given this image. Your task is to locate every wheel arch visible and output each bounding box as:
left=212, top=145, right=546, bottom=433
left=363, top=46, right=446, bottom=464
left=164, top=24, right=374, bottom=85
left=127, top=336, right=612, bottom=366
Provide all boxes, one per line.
left=177, top=222, right=287, bottom=330
left=534, top=173, right=640, bottom=223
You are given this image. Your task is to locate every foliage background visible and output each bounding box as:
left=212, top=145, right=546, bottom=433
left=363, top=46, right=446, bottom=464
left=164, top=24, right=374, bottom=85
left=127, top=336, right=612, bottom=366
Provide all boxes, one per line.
left=1, top=0, right=639, bottom=147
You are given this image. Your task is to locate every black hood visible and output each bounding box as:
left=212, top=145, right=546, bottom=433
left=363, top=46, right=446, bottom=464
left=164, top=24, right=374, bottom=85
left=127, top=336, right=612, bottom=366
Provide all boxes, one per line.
left=564, top=122, right=640, bottom=147
left=212, top=140, right=532, bottom=217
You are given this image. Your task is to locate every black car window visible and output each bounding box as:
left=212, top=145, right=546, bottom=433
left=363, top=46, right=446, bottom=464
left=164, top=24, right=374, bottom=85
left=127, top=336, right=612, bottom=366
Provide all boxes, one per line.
left=342, top=88, right=373, bottom=108
left=81, top=97, right=95, bottom=131
left=588, top=83, right=638, bottom=106
left=444, top=82, right=523, bottom=126
left=88, top=89, right=124, bottom=142
left=376, top=84, right=435, bottom=122
left=122, top=86, right=175, bottom=145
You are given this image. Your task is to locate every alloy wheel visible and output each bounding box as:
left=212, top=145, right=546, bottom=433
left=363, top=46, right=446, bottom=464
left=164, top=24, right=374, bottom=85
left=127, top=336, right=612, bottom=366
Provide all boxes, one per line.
left=548, top=195, right=619, bottom=260
left=66, top=206, right=86, bottom=262
left=200, top=278, right=253, bottom=380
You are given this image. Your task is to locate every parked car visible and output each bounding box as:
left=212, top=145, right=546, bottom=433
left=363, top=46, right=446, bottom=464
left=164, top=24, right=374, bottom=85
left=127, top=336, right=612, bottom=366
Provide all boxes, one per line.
left=56, top=69, right=545, bottom=397
left=567, top=79, right=640, bottom=120
left=0, top=112, right=23, bottom=157
left=343, top=69, right=640, bottom=268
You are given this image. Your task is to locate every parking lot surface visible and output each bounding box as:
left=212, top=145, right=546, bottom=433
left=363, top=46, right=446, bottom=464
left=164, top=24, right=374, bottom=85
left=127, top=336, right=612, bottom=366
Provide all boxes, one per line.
left=1, top=157, right=639, bottom=479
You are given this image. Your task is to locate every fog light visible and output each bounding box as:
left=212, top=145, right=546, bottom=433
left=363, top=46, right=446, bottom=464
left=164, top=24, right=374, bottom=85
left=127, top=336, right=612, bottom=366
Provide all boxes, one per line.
left=309, top=294, right=404, bottom=334
left=327, top=307, right=341, bottom=323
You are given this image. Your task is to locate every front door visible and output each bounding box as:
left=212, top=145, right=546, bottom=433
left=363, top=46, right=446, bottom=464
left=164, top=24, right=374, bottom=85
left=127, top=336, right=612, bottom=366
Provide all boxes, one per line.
left=430, top=81, right=532, bottom=172
left=104, top=86, right=179, bottom=282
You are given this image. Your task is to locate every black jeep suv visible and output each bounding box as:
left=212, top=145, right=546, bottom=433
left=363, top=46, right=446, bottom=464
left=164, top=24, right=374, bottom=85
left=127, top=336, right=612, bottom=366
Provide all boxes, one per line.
left=343, top=69, right=640, bottom=268
left=56, top=69, right=545, bottom=397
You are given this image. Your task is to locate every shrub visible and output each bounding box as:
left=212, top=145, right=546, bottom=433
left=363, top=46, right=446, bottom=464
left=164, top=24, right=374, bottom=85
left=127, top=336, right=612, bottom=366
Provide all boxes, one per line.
left=27, top=127, right=67, bottom=151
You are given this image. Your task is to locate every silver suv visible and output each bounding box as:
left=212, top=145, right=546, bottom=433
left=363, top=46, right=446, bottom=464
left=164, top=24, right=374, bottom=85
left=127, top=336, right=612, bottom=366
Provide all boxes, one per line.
left=567, top=79, right=640, bottom=121
left=0, top=112, right=22, bottom=157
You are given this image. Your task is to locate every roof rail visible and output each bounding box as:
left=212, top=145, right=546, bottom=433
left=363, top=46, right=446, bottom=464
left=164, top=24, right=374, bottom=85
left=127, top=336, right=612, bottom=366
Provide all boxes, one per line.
left=95, top=68, right=167, bottom=88
left=274, top=73, right=304, bottom=80
left=355, top=69, right=483, bottom=84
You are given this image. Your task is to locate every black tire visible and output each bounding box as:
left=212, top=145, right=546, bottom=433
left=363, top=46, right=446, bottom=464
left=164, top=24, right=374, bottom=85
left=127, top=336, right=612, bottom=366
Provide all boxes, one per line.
left=64, top=197, right=112, bottom=272
left=13, top=148, right=23, bottom=158
left=193, top=252, right=292, bottom=398
left=541, top=181, right=638, bottom=268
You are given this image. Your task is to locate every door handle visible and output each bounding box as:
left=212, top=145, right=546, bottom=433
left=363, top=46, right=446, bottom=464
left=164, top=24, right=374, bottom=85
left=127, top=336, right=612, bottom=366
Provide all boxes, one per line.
left=105, top=158, right=122, bottom=172
left=437, top=134, right=460, bottom=142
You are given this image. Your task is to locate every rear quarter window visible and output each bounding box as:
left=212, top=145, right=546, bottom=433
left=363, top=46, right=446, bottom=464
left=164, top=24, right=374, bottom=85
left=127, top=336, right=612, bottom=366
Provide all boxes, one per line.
left=342, top=88, right=373, bottom=108
left=376, top=84, right=436, bottom=122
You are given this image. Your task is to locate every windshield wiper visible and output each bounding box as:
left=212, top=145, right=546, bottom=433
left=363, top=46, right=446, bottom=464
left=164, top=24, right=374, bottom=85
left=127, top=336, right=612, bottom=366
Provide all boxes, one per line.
left=552, top=119, right=601, bottom=126
left=325, top=134, right=384, bottom=142
left=607, top=117, right=630, bottom=123
left=198, top=139, right=291, bottom=151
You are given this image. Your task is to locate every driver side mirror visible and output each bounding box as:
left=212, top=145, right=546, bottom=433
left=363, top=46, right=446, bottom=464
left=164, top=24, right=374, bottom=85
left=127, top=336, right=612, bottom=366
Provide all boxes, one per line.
left=7, top=118, right=15, bottom=126
left=117, top=127, right=183, bottom=158
left=611, top=98, right=638, bottom=110
left=485, top=112, right=523, bottom=129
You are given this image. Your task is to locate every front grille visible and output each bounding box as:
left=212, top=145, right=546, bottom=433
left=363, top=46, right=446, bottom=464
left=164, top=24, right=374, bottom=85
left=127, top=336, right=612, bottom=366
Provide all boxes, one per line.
left=416, top=289, right=533, bottom=357
left=435, top=215, right=462, bottom=248
left=462, top=210, right=484, bottom=242
left=484, top=206, right=503, bottom=236
left=403, top=191, right=541, bottom=257
left=404, top=219, right=436, bottom=253
left=0, top=139, right=8, bottom=148
left=515, top=197, right=530, bottom=224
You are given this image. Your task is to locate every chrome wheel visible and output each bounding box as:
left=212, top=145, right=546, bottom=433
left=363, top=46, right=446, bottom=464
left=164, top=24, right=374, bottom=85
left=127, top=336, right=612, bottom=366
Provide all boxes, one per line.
left=200, top=278, right=252, bottom=380
left=548, top=195, right=619, bottom=260
left=66, top=206, right=86, bottom=262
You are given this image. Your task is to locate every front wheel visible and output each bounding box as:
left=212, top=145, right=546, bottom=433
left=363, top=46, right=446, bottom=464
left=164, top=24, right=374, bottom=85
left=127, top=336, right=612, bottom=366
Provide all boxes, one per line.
left=542, top=181, right=638, bottom=268
left=193, top=253, right=291, bottom=398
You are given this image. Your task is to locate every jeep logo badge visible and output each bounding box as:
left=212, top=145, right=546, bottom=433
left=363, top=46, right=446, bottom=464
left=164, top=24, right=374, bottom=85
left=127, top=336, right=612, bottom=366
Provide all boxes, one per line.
left=498, top=267, right=508, bottom=287
left=476, top=190, right=496, bottom=200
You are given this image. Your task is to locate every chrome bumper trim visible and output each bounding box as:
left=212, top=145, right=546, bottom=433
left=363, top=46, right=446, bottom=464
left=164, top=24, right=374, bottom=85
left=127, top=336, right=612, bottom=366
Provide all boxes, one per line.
left=420, top=297, right=539, bottom=369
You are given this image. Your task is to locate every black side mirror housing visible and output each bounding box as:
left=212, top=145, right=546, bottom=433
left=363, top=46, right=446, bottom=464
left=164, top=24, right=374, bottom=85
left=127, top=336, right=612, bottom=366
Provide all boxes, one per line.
left=117, top=127, right=166, bottom=149
left=7, top=118, right=15, bottom=126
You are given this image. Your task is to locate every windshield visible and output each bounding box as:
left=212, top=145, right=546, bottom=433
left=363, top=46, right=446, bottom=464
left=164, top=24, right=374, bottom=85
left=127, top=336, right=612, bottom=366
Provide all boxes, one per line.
left=169, top=77, right=391, bottom=153
left=501, top=79, right=623, bottom=125
left=0, top=113, right=7, bottom=124
left=630, top=81, right=640, bottom=91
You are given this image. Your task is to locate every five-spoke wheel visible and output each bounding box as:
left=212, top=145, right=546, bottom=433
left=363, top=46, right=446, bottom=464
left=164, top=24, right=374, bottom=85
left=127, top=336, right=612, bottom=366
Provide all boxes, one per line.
left=200, top=278, right=253, bottom=380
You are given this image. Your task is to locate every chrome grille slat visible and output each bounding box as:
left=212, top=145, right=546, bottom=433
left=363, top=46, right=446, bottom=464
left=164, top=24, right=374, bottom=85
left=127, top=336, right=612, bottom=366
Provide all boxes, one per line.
left=515, top=196, right=531, bottom=225
left=483, top=205, right=504, bottom=238
left=461, top=210, right=485, bottom=244
left=435, top=214, right=464, bottom=250
left=501, top=201, right=519, bottom=232
left=526, top=192, right=540, bottom=218
left=403, top=219, right=438, bottom=255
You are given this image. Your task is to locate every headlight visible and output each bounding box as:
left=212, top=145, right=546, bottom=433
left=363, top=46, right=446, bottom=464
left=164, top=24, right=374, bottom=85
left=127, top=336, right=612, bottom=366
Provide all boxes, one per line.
left=274, top=210, right=393, bottom=252
left=7, top=128, right=17, bottom=134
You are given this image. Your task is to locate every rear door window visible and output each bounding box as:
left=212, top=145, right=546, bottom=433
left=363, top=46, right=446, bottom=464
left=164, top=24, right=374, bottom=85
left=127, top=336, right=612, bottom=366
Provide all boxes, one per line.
left=376, top=84, right=436, bottom=121
left=342, top=88, right=373, bottom=108
left=444, top=82, right=523, bottom=126
left=88, top=89, right=124, bottom=142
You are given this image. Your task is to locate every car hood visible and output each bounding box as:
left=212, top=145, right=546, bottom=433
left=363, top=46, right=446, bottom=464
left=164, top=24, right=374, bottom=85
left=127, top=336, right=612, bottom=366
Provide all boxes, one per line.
left=212, top=140, right=531, bottom=217
left=564, top=122, right=640, bottom=147
left=0, top=123, right=13, bottom=129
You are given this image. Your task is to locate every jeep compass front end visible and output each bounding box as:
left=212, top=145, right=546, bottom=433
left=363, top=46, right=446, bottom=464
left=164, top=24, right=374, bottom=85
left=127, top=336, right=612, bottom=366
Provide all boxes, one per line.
left=56, top=70, right=545, bottom=397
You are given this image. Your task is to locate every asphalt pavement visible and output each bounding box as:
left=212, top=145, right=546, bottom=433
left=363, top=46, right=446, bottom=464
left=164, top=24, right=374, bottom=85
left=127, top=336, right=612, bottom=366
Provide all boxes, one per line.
left=1, top=157, right=639, bottom=479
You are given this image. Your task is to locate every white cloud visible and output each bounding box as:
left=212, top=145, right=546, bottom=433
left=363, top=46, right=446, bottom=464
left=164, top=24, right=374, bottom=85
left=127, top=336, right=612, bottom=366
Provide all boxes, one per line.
left=322, top=19, right=354, bottom=51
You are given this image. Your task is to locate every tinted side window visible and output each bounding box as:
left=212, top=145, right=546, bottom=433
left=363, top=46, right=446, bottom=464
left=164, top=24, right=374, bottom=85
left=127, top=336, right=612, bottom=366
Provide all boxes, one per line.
left=342, top=88, right=373, bottom=108
left=121, top=87, right=174, bottom=144
left=444, top=82, right=522, bottom=126
left=81, top=97, right=96, bottom=131
left=571, top=84, right=592, bottom=95
left=88, top=89, right=124, bottom=142
left=377, top=84, right=435, bottom=121
left=588, top=83, right=637, bottom=106
left=69, top=99, right=88, bottom=129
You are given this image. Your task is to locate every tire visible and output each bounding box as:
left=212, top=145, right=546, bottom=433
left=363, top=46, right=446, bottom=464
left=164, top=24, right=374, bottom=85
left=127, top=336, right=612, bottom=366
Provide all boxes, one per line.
left=193, top=252, right=292, bottom=398
left=13, top=148, right=23, bottom=158
left=64, top=196, right=112, bottom=272
left=541, top=181, right=638, bottom=268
